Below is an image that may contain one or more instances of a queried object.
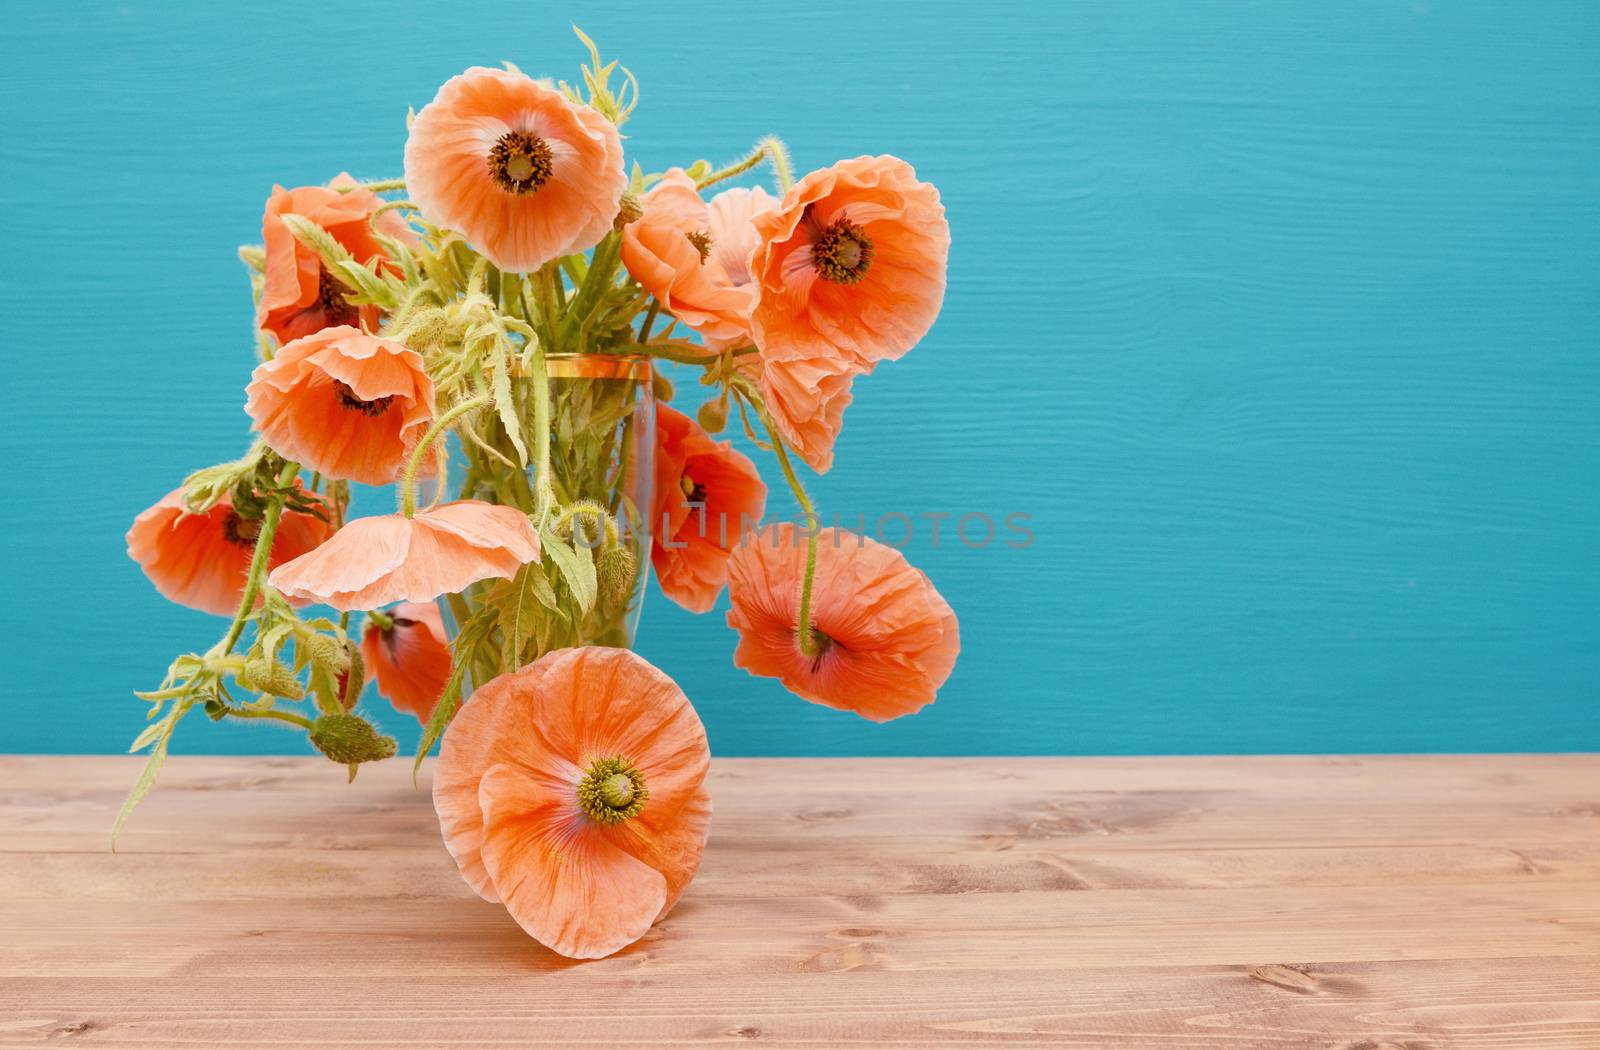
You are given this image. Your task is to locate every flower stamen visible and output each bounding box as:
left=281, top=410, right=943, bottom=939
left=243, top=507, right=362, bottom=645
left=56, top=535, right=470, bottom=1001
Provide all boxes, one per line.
left=220, top=510, right=261, bottom=549
left=488, top=130, right=555, bottom=195
left=576, top=756, right=648, bottom=825
left=811, top=217, right=874, bottom=285
left=333, top=381, right=394, bottom=416
left=679, top=473, right=706, bottom=503
left=316, top=269, right=360, bottom=327
left=684, top=229, right=712, bottom=263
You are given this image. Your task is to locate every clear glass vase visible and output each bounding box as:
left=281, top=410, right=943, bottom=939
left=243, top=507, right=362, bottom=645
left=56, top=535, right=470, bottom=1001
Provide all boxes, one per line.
left=426, top=352, right=654, bottom=669
left=542, top=352, right=655, bottom=647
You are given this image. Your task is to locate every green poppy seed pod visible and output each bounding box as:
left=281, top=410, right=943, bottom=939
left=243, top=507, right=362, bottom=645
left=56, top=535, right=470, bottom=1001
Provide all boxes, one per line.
left=238, top=657, right=305, bottom=701
left=309, top=713, right=397, bottom=766
left=652, top=370, right=674, bottom=403
left=613, top=191, right=643, bottom=231
left=697, top=398, right=728, bottom=434
left=597, top=545, right=637, bottom=607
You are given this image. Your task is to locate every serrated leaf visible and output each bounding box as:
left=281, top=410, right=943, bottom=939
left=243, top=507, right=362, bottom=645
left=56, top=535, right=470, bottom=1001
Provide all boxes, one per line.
left=490, top=347, right=529, bottom=465
left=540, top=530, right=597, bottom=614
left=113, top=697, right=193, bottom=849
left=495, top=564, right=538, bottom=670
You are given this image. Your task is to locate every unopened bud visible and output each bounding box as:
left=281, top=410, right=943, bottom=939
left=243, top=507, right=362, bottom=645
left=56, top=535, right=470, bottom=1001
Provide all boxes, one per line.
left=238, top=657, right=304, bottom=701
left=399, top=306, right=453, bottom=350
left=597, top=545, right=637, bottom=607
left=339, top=641, right=366, bottom=710
left=613, top=191, right=643, bottom=230
left=652, top=370, right=674, bottom=402
left=302, top=633, right=349, bottom=676
left=309, top=713, right=396, bottom=765
left=696, top=398, right=728, bottom=434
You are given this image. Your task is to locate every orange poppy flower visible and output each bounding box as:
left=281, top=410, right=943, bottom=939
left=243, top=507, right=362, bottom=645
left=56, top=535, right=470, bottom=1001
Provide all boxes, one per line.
left=362, top=602, right=453, bottom=722
left=745, top=156, right=947, bottom=473
left=433, top=646, right=711, bottom=959
left=403, top=67, right=626, bottom=273
left=725, top=524, right=959, bottom=722
left=756, top=349, right=866, bottom=474
left=244, top=326, right=436, bottom=486
left=259, top=172, right=416, bottom=345
left=749, top=155, right=948, bottom=369
left=127, top=487, right=333, bottom=617
left=650, top=403, right=766, bottom=613
left=621, top=171, right=776, bottom=352
left=268, top=501, right=540, bottom=612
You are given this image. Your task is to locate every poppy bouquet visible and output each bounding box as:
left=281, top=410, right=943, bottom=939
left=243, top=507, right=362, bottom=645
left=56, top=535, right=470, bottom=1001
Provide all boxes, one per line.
left=123, top=34, right=958, bottom=959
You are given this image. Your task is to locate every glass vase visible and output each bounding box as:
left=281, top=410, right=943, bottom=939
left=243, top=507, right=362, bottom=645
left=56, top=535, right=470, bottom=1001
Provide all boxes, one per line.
left=427, top=352, right=654, bottom=672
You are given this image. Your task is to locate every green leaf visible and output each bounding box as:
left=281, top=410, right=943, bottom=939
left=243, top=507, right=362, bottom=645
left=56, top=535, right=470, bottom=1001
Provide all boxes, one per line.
left=113, top=697, right=193, bottom=850
left=489, top=346, right=529, bottom=465
left=541, top=530, right=597, bottom=614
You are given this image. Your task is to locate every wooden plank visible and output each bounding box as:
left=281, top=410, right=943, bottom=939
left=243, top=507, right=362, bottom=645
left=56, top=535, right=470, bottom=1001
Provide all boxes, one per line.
left=0, top=755, right=1597, bottom=1047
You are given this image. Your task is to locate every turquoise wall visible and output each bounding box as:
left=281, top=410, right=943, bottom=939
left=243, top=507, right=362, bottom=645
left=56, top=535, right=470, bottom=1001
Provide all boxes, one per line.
left=4, top=1, right=1597, bottom=756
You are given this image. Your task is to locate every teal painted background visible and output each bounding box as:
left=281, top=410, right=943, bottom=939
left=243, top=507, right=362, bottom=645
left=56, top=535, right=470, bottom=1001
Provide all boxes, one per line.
left=4, top=1, right=1598, bottom=756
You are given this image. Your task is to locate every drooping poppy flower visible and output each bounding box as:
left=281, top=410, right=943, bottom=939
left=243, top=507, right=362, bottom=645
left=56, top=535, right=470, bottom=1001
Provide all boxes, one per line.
left=725, top=523, right=959, bottom=722
left=648, top=403, right=761, bottom=599
left=650, top=404, right=766, bottom=613
left=362, top=601, right=453, bottom=722
left=749, top=155, right=948, bottom=369
left=621, top=171, right=776, bottom=352
left=268, top=501, right=540, bottom=612
left=244, top=326, right=435, bottom=486
left=756, top=349, right=866, bottom=475
left=433, top=646, right=712, bottom=959
left=403, top=67, right=626, bottom=273
left=127, top=487, right=333, bottom=617
left=258, top=172, right=416, bottom=345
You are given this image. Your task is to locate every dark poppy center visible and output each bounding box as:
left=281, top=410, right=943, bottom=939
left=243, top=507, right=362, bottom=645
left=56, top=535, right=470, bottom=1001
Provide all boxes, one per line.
left=679, top=473, right=706, bottom=504
left=334, top=380, right=394, bottom=416
left=316, top=269, right=360, bottom=326
left=221, top=510, right=261, bottom=549
left=812, top=217, right=874, bottom=284
left=488, top=131, right=555, bottom=194
left=684, top=229, right=713, bottom=263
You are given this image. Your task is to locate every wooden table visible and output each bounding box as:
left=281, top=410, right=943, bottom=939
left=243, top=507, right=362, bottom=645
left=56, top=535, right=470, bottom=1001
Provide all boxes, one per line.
left=2, top=755, right=1598, bottom=1048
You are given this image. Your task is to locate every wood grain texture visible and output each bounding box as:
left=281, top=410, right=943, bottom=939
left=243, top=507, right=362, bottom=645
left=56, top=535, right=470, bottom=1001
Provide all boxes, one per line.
left=3, top=754, right=1598, bottom=1047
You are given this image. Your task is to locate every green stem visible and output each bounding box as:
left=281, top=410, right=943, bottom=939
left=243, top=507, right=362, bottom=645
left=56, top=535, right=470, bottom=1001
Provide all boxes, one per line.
left=697, top=136, right=794, bottom=193
left=220, top=462, right=300, bottom=655
left=362, top=177, right=406, bottom=193
left=224, top=707, right=316, bottom=730
left=530, top=344, right=554, bottom=521
left=761, top=415, right=822, bottom=659
left=637, top=298, right=662, bottom=344
left=633, top=338, right=758, bottom=365
left=556, top=232, right=621, bottom=350
left=401, top=395, right=492, bottom=517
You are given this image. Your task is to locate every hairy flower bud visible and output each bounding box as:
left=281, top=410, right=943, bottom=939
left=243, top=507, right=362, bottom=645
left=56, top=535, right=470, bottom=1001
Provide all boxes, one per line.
left=597, top=545, right=637, bottom=607
left=238, top=657, right=304, bottom=701
left=652, top=370, right=674, bottom=402
left=696, top=398, right=728, bottom=434
left=309, top=713, right=397, bottom=765
left=302, top=632, right=349, bottom=676
left=339, top=641, right=366, bottom=710
left=613, top=191, right=643, bottom=231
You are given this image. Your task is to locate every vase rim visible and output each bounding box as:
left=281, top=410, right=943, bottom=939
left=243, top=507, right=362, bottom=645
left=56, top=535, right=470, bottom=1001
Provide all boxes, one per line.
left=545, top=352, right=652, bottom=381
